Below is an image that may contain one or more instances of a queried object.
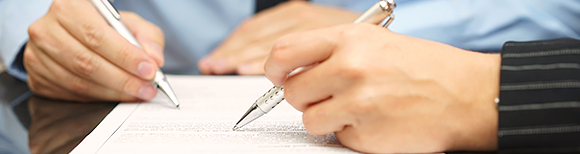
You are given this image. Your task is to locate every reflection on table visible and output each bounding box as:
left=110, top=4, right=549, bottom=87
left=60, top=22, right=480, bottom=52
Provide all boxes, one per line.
left=26, top=96, right=116, bottom=154
left=1, top=70, right=117, bottom=154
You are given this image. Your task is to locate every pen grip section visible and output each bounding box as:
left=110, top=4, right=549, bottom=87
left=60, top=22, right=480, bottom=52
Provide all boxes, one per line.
left=255, top=86, right=285, bottom=113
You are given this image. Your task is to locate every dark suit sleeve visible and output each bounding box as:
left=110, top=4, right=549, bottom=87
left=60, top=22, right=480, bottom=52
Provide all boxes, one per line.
left=498, top=38, right=580, bottom=153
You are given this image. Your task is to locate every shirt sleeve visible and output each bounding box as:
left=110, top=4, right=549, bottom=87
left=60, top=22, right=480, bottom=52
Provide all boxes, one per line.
left=389, top=0, right=580, bottom=52
left=498, top=38, right=580, bottom=153
left=0, top=0, right=53, bottom=81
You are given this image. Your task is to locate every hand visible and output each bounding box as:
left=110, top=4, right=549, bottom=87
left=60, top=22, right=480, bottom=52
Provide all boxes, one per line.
left=264, top=24, right=501, bottom=153
left=24, top=0, right=165, bottom=102
left=198, top=1, right=359, bottom=75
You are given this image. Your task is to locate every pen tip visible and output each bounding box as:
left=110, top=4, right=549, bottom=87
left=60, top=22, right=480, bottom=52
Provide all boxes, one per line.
left=176, top=104, right=180, bottom=108
left=232, top=126, right=238, bottom=131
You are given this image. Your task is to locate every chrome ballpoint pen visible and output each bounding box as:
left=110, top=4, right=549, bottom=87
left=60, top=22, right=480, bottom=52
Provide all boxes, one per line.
left=90, top=0, right=180, bottom=107
left=233, top=0, right=396, bottom=131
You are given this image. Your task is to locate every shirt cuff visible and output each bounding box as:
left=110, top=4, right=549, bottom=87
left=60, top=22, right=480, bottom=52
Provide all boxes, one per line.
left=498, top=38, right=580, bottom=153
left=6, top=44, right=28, bottom=82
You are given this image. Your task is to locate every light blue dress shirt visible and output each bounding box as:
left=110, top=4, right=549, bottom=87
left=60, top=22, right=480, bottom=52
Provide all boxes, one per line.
left=2, top=0, right=580, bottom=81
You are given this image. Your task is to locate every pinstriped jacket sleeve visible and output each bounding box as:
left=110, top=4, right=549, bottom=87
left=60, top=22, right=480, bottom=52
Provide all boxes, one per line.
left=498, top=38, right=580, bottom=153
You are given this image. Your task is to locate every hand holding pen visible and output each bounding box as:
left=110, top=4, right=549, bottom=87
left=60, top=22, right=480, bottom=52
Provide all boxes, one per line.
left=91, top=0, right=180, bottom=107
left=238, top=0, right=502, bottom=152
left=234, top=0, right=396, bottom=130
left=24, top=0, right=167, bottom=102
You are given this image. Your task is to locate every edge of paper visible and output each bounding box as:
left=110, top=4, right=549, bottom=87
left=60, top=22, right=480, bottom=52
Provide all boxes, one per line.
left=70, top=103, right=139, bottom=154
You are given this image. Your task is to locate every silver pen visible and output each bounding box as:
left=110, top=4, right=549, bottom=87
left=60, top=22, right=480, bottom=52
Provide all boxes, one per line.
left=90, top=0, right=180, bottom=107
left=233, top=0, right=397, bottom=131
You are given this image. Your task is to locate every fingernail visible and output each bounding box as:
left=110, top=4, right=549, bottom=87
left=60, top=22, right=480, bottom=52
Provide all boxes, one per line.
left=138, top=84, right=156, bottom=100
left=138, top=61, right=154, bottom=77
left=150, top=43, right=164, bottom=61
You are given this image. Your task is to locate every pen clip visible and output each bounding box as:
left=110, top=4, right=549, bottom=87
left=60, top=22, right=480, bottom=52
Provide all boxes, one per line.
left=382, top=14, right=395, bottom=28
left=379, top=0, right=395, bottom=28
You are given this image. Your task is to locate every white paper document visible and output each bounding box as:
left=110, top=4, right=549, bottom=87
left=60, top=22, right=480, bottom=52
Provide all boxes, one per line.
left=72, top=76, right=357, bottom=154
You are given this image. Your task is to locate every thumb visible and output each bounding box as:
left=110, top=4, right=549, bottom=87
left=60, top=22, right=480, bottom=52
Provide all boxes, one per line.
left=119, top=11, right=165, bottom=67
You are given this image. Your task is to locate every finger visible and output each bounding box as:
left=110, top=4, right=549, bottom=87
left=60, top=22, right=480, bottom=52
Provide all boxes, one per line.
left=25, top=57, right=93, bottom=102
left=52, top=0, right=158, bottom=79
left=235, top=1, right=299, bottom=43
left=120, top=11, right=165, bottom=66
left=240, top=0, right=319, bottom=40
left=198, top=57, right=214, bottom=75
left=302, top=98, right=355, bottom=136
left=264, top=27, right=341, bottom=86
left=33, top=18, right=155, bottom=101
left=24, top=45, right=90, bottom=101
left=210, top=1, right=297, bottom=56
left=27, top=40, right=146, bottom=101
left=282, top=60, right=346, bottom=111
left=206, top=37, right=276, bottom=75
left=236, top=55, right=268, bottom=75
left=212, top=40, right=273, bottom=75
left=202, top=3, right=300, bottom=75
left=28, top=73, right=91, bottom=102
left=212, top=9, right=296, bottom=53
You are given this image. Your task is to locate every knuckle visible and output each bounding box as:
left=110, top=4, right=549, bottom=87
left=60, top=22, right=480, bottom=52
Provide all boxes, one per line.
left=270, top=41, right=293, bottom=63
left=27, top=79, right=41, bottom=93
left=23, top=48, right=36, bottom=64
left=118, top=93, right=138, bottom=102
left=81, top=24, right=105, bottom=49
left=119, top=76, right=140, bottom=94
left=27, top=22, right=46, bottom=41
left=28, top=78, right=52, bottom=97
left=116, top=44, right=135, bottom=66
left=68, top=76, right=90, bottom=93
left=336, top=62, right=365, bottom=81
left=23, top=51, right=40, bottom=71
left=72, top=52, right=100, bottom=77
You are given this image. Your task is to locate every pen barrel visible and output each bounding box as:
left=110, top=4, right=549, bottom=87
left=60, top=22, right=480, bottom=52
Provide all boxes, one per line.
left=255, top=86, right=285, bottom=113
left=353, top=0, right=396, bottom=26
left=91, top=0, right=142, bottom=48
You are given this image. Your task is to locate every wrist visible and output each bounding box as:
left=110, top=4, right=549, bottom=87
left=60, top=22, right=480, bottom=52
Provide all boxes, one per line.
left=481, top=53, right=501, bottom=106
left=480, top=53, right=501, bottom=150
left=449, top=52, right=501, bottom=151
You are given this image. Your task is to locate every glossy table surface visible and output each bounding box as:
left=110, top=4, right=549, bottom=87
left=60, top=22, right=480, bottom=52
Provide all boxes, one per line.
left=0, top=71, right=494, bottom=154
left=0, top=71, right=117, bottom=154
